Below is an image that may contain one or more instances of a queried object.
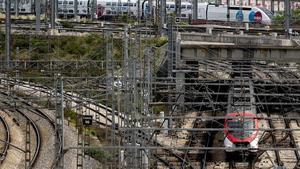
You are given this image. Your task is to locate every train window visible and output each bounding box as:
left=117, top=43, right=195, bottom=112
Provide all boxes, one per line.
left=187, top=5, right=191, bottom=9
left=123, top=3, right=128, bottom=6
left=181, top=5, right=186, bottom=9
left=83, top=9, right=86, bottom=13
left=229, top=7, right=251, bottom=11
left=170, top=4, right=175, bottom=9
left=134, top=3, right=136, bottom=6
left=69, top=9, right=73, bottom=13
left=111, top=2, right=116, bottom=6
left=69, top=1, right=73, bottom=5
left=227, top=119, right=255, bottom=139
left=79, top=1, right=82, bottom=5
left=106, top=10, right=111, bottom=14
left=129, top=3, right=133, bottom=6
left=77, top=10, right=79, bottom=13
left=181, top=14, right=186, bottom=17
left=63, top=9, right=68, bottom=12
left=106, top=2, right=111, bottom=6
left=21, top=9, right=25, bottom=11
left=259, top=7, right=273, bottom=18
left=58, top=1, right=62, bottom=4
left=58, top=9, right=62, bottom=12
left=63, top=1, right=67, bottom=4
left=118, top=2, right=122, bottom=6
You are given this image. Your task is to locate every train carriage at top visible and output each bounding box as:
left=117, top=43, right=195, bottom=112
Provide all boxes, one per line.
left=0, top=0, right=35, bottom=14
left=96, top=0, right=139, bottom=18
left=197, top=3, right=273, bottom=25
left=57, top=0, right=90, bottom=17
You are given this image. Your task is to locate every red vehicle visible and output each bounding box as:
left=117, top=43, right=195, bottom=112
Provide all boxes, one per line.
left=224, top=112, right=259, bottom=152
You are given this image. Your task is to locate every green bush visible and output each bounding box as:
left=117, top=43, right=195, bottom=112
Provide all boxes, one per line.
left=85, top=149, right=113, bottom=162
left=64, top=108, right=77, bottom=123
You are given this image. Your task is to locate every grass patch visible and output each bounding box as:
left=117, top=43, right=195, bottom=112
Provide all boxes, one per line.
left=64, top=108, right=77, bottom=124
left=85, top=149, right=113, bottom=162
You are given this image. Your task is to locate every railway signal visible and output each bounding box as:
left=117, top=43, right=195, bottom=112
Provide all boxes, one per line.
left=82, top=115, right=93, bottom=125
left=175, top=17, right=180, bottom=24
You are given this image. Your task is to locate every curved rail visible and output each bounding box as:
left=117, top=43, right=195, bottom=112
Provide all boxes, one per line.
left=1, top=78, right=190, bottom=168
left=0, top=114, right=10, bottom=163
left=0, top=91, right=60, bottom=169
left=15, top=109, right=41, bottom=168
left=0, top=91, right=41, bottom=168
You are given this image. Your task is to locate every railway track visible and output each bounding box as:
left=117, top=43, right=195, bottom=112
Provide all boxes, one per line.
left=0, top=114, right=10, bottom=163
left=0, top=77, right=190, bottom=169
left=0, top=86, right=60, bottom=168
left=0, top=100, right=41, bottom=168
left=1, top=20, right=299, bottom=36
left=254, top=63, right=300, bottom=168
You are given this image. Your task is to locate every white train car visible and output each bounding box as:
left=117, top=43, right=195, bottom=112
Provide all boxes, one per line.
left=143, top=1, right=192, bottom=19
left=57, top=0, right=89, bottom=16
left=166, top=1, right=192, bottom=19
left=197, top=3, right=273, bottom=25
left=0, top=0, right=34, bottom=14
left=96, top=0, right=138, bottom=18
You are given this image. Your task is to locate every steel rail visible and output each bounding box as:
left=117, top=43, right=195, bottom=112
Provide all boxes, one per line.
left=0, top=114, right=10, bottom=163
left=0, top=97, right=41, bottom=168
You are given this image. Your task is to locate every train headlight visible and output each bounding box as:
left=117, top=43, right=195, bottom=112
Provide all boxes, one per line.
left=224, top=137, right=235, bottom=152
left=249, top=137, right=259, bottom=152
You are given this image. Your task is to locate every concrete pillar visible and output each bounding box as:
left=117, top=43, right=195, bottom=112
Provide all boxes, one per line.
left=160, top=112, right=169, bottom=135
left=272, top=32, right=278, bottom=39
left=74, top=0, right=78, bottom=20
left=159, top=111, right=164, bottom=123
left=100, top=22, right=104, bottom=27
left=14, top=0, right=19, bottom=17
left=271, top=0, right=274, bottom=13
left=161, top=0, right=166, bottom=31
left=35, top=0, right=41, bottom=32
left=192, top=0, right=198, bottom=20
left=206, top=27, right=213, bottom=34
left=245, top=23, right=249, bottom=31
left=176, top=33, right=184, bottom=112
left=175, top=0, right=181, bottom=18
left=5, top=0, right=11, bottom=68
left=51, top=0, right=56, bottom=29
left=284, top=0, right=291, bottom=38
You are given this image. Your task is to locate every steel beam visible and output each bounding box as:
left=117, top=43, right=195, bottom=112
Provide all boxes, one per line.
left=35, top=0, right=41, bottom=32
left=5, top=0, right=11, bottom=68
left=285, top=0, right=291, bottom=38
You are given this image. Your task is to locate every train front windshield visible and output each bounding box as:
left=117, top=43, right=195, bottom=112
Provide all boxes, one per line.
left=259, top=7, right=273, bottom=19
left=227, top=119, right=255, bottom=139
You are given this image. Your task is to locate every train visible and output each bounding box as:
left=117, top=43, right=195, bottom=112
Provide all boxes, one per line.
left=197, top=3, right=273, bottom=25
left=224, top=112, right=259, bottom=152
left=0, top=0, right=35, bottom=14
left=224, top=61, right=259, bottom=152
left=0, top=0, right=273, bottom=25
